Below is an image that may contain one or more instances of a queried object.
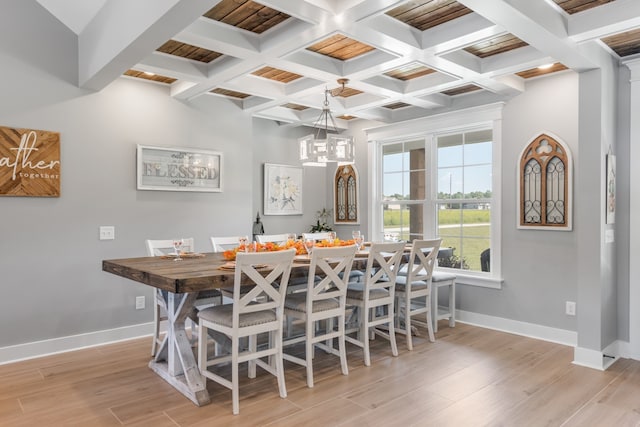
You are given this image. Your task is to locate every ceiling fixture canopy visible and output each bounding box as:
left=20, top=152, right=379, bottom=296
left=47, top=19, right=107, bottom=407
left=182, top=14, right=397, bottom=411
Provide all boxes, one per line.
left=299, top=79, right=354, bottom=167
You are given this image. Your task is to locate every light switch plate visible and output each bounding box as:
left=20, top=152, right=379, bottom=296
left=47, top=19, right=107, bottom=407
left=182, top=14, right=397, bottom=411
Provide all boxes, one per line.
left=99, top=226, right=115, bottom=240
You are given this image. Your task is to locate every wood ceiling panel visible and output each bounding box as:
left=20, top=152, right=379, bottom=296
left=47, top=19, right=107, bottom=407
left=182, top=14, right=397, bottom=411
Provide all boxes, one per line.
left=441, top=84, right=482, bottom=96
left=156, top=40, right=222, bottom=63
left=282, top=103, right=309, bottom=111
left=306, top=35, right=375, bottom=61
left=552, top=0, right=615, bottom=14
left=210, top=88, right=251, bottom=99
left=384, top=63, right=436, bottom=80
left=464, top=34, right=528, bottom=58
left=337, top=114, right=357, bottom=120
left=516, top=63, right=568, bottom=79
left=386, top=0, right=472, bottom=31
left=602, top=28, right=640, bottom=57
left=251, top=66, right=302, bottom=83
left=383, top=102, right=411, bottom=109
left=203, top=0, right=290, bottom=34
left=124, top=70, right=176, bottom=84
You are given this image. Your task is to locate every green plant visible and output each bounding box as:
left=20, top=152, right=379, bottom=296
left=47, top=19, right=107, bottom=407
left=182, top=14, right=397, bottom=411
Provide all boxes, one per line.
left=310, top=208, right=333, bottom=232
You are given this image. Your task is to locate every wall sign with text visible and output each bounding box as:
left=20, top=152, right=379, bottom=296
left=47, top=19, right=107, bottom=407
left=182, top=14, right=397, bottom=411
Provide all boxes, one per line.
left=0, top=126, right=61, bottom=197
left=137, top=145, right=223, bottom=192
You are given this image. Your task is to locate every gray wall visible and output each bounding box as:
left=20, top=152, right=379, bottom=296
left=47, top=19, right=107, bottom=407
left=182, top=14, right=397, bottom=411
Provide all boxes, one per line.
left=1, top=78, right=255, bottom=346
left=617, top=66, right=631, bottom=342
left=456, top=71, right=580, bottom=330
left=250, top=119, right=328, bottom=236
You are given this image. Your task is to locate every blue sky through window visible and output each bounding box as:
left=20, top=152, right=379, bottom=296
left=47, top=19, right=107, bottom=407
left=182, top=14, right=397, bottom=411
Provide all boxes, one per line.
left=383, top=138, right=492, bottom=198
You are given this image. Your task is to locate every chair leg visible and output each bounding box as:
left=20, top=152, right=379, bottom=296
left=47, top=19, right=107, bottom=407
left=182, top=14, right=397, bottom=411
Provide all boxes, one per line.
left=232, top=337, right=240, bottom=415
left=425, top=293, right=435, bottom=343
left=248, top=335, right=257, bottom=379
left=305, top=319, right=315, bottom=388
left=388, top=305, right=398, bottom=357
left=362, top=308, right=371, bottom=367
left=338, top=314, right=349, bottom=376
left=275, top=328, right=287, bottom=398
left=286, top=316, right=293, bottom=338
left=449, top=281, right=456, bottom=328
left=197, top=320, right=207, bottom=374
left=432, top=284, right=439, bottom=333
left=404, top=297, right=413, bottom=351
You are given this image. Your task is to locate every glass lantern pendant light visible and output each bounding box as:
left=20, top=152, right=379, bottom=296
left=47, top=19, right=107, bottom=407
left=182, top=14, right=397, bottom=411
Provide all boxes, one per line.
left=299, top=79, right=355, bottom=167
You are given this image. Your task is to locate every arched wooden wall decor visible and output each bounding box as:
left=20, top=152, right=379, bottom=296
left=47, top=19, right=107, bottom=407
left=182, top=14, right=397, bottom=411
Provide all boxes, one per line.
left=518, top=133, right=572, bottom=230
left=334, top=164, right=358, bottom=223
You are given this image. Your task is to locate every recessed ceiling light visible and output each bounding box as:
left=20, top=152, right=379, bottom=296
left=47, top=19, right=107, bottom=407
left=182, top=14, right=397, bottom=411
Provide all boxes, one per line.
left=143, top=71, right=156, bottom=76
left=538, top=63, right=555, bottom=70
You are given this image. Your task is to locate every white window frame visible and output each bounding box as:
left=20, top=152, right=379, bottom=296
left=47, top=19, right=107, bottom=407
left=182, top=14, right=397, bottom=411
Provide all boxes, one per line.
left=366, top=103, right=503, bottom=289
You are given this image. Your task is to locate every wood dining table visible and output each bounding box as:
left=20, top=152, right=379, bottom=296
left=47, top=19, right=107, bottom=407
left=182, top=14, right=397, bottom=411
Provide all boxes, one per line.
left=102, top=250, right=372, bottom=406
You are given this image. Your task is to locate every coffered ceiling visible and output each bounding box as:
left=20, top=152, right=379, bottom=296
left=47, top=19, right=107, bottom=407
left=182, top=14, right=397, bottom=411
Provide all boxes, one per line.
left=38, top=0, right=640, bottom=128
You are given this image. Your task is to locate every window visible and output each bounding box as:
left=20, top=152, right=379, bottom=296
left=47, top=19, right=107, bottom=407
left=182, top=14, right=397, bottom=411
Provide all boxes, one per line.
left=435, top=130, right=492, bottom=273
left=380, top=139, right=426, bottom=242
left=369, top=105, right=502, bottom=287
left=377, top=128, right=492, bottom=273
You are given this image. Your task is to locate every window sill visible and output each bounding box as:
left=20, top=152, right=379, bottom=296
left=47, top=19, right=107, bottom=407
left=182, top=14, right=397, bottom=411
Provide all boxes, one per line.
left=435, top=268, right=503, bottom=289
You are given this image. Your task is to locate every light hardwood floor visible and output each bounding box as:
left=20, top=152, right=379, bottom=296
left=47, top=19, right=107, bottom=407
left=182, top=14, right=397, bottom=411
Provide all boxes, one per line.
left=2, top=322, right=640, bottom=426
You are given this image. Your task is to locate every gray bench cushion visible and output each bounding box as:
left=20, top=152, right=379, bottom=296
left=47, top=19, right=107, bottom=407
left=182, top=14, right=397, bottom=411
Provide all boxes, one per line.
left=284, top=293, right=339, bottom=313
left=198, top=304, right=276, bottom=327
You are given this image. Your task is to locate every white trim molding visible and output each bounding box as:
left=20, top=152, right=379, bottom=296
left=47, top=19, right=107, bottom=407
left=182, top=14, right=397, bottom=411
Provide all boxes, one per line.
left=0, top=322, right=154, bottom=365
left=456, top=309, right=577, bottom=347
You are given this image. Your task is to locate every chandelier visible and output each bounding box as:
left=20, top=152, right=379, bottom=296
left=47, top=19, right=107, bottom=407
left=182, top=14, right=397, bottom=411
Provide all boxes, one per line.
left=299, top=79, right=355, bottom=167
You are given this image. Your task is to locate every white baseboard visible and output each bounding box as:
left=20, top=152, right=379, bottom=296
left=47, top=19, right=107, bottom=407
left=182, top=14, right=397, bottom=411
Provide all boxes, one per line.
left=573, top=340, right=624, bottom=371
left=0, top=322, right=154, bottom=365
left=2, top=311, right=622, bottom=369
left=456, top=309, right=577, bottom=347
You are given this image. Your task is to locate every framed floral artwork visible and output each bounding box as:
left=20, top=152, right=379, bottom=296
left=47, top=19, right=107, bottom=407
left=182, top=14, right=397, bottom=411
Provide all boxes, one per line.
left=264, top=163, right=302, bottom=215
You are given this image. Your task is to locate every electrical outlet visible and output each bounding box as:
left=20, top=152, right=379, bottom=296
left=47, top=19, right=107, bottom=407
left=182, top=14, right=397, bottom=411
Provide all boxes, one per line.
left=135, top=296, right=145, bottom=310
left=99, top=226, right=115, bottom=240
left=566, top=301, right=576, bottom=316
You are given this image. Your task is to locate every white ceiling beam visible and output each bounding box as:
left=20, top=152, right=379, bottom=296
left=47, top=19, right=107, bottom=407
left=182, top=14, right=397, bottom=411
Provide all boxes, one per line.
left=137, top=52, right=209, bottom=82
left=569, top=0, right=640, bottom=42
left=78, top=0, right=217, bottom=90
left=457, top=0, right=600, bottom=71
left=258, top=0, right=332, bottom=23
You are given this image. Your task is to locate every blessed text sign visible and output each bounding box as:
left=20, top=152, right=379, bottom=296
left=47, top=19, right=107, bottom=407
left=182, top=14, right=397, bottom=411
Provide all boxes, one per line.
left=0, top=126, right=61, bottom=197
left=137, top=145, right=222, bottom=192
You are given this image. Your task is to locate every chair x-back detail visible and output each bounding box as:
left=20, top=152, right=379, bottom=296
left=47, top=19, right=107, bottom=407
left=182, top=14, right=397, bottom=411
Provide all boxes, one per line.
left=345, top=241, right=405, bottom=366
left=395, top=239, right=441, bottom=350
left=283, top=245, right=357, bottom=388
left=197, top=249, right=295, bottom=415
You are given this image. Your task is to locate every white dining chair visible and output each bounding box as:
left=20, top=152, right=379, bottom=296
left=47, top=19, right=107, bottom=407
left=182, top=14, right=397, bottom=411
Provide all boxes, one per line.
left=345, top=241, right=405, bottom=366
left=256, top=233, right=290, bottom=245
left=394, top=238, right=441, bottom=350
left=210, top=236, right=244, bottom=253
left=283, top=245, right=357, bottom=388
left=302, top=231, right=363, bottom=283
left=301, top=231, right=332, bottom=241
left=197, top=249, right=295, bottom=415
left=431, top=272, right=456, bottom=332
